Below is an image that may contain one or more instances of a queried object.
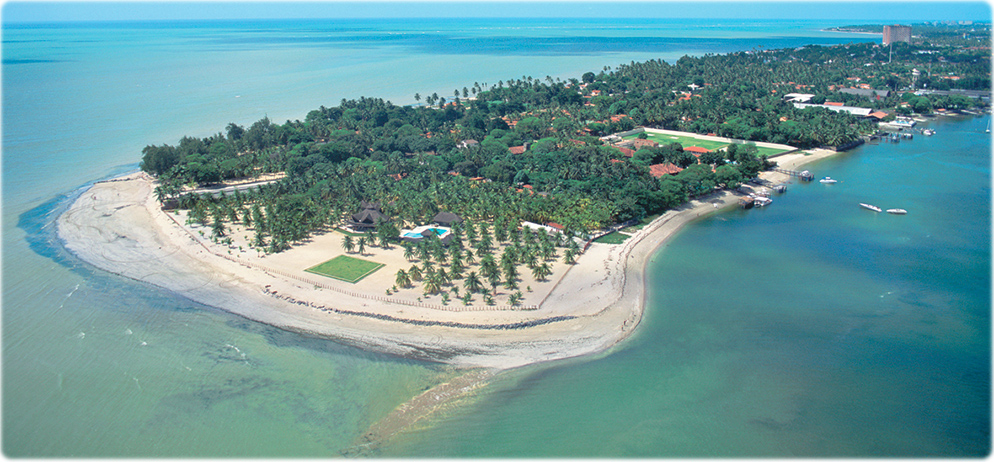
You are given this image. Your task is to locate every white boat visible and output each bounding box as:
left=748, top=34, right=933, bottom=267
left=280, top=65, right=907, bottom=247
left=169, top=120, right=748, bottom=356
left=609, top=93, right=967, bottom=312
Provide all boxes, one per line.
left=820, top=177, right=837, bottom=184
left=860, top=203, right=882, bottom=212
left=922, top=129, right=935, bottom=136
left=887, top=208, right=908, bottom=215
left=752, top=196, right=773, bottom=207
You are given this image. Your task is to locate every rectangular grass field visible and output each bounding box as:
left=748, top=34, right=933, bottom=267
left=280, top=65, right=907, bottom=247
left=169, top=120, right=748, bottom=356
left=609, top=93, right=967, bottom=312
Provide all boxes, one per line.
left=625, top=132, right=791, bottom=157
left=305, top=255, right=384, bottom=283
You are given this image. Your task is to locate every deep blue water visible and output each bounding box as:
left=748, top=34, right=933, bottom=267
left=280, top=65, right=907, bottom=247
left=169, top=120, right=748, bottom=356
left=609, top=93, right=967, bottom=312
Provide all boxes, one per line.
left=2, top=16, right=989, bottom=457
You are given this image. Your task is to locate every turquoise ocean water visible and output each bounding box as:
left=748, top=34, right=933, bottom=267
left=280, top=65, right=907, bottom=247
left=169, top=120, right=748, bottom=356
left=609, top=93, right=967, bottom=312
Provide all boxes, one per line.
left=2, top=17, right=989, bottom=456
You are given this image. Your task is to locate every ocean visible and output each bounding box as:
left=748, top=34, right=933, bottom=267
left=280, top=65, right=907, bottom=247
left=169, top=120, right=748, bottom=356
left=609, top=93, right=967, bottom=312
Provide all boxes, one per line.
left=2, top=17, right=989, bottom=457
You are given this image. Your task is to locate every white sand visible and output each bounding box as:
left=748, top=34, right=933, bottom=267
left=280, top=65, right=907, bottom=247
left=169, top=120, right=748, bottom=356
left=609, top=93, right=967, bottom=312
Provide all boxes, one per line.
left=57, top=149, right=837, bottom=370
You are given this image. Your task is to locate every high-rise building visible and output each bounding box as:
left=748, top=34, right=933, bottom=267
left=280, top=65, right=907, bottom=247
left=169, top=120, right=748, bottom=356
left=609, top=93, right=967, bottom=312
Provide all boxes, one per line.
left=883, top=25, right=912, bottom=45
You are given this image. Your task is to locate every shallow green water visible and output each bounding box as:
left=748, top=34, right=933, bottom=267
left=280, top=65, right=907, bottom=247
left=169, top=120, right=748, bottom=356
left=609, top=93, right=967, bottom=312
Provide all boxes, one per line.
left=3, top=17, right=988, bottom=457
left=382, top=115, right=991, bottom=457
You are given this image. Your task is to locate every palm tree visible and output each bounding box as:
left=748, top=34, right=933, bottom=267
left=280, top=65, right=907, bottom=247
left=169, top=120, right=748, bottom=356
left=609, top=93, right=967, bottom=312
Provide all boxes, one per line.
left=356, top=236, right=367, bottom=255
left=403, top=243, right=416, bottom=261
left=449, top=258, right=465, bottom=280
left=532, top=262, right=552, bottom=281
left=342, top=235, right=355, bottom=253
left=395, top=269, right=411, bottom=288
left=424, top=273, right=442, bottom=295
left=502, top=264, right=518, bottom=289
left=464, top=271, right=483, bottom=294
left=408, top=264, right=423, bottom=282
left=563, top=247, right=578, bottom=265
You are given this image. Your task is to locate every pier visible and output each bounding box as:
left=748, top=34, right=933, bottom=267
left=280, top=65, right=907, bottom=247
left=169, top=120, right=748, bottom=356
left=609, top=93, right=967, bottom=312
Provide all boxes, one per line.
left=773, top=168, right=814, bottom=181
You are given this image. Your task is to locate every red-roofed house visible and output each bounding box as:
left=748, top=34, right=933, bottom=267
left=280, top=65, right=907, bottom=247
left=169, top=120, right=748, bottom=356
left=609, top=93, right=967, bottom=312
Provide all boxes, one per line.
left=616, top=147, right=636, bottom=158
left=684, top=146, right=711, bottom=154
left=630, top=138, right=658, bottom=149
left=649, top=163, right=684, bottom=178
left=824, top=102, right=844, bottom=107
left=509, top=145, right=526, bottom=154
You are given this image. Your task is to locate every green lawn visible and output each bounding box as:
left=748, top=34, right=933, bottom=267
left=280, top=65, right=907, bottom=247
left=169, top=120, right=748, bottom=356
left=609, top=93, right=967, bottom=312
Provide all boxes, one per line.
left=305, top=255, right=384, bottom=283
left=626, top=132, right=729, bottom=151
left=624, top=132, right=791, bottom=157
left=621, top=213, right=662, bottom=233
left=593, top=231, right=631, bottom=244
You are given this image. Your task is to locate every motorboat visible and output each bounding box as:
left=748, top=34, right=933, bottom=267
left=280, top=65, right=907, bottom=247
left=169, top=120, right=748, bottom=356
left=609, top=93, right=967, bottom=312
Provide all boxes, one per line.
left=922, top=129, right=935, bottom=136
left=752, top=196, right=773, bottom=207
left=860, top=203, right=882, bottom=212
left=886, top=208, right=908, bottom=215
left=820, top=177, right=837, bottom=184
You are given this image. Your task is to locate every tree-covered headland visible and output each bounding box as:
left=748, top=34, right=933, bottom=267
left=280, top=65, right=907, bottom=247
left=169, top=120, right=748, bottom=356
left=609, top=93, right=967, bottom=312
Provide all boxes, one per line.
left=141, top=35, right=990, bottom=256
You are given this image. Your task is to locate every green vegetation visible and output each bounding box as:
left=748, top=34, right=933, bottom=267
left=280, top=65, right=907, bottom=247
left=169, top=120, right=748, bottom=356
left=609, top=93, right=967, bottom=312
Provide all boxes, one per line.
left=306, top=255, right=384, bottom=283
left=621, top=213, right=662, bottom=233
left=143, top=35, right=989, bottom=259
left=593, top=232, right=631, bottom=245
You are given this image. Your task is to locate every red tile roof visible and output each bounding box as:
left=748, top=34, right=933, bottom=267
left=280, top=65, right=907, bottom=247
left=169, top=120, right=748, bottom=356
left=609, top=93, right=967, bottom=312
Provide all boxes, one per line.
left=684, top=146, right=711, bottom=154
left=630, top=138, right=658, bottom=149
left=649, top=163, right=683, bottom=178
left=509, top=145, right=526, bottom=154
left=616, top=147, right=636, bottom=158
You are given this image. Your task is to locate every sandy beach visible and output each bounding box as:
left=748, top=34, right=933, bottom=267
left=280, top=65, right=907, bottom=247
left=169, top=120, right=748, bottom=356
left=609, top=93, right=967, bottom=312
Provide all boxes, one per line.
left=56, top=148, right=840, bottom=371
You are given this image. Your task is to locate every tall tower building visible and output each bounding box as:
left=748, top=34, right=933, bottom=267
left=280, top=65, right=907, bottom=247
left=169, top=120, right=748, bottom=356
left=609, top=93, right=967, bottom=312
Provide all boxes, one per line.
left=883, top=25, right=912, bottom=45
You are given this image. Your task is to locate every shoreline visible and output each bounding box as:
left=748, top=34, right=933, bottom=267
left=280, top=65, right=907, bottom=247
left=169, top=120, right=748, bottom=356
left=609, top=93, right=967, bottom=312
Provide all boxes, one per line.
left=55, top=148, right=840, bottom=370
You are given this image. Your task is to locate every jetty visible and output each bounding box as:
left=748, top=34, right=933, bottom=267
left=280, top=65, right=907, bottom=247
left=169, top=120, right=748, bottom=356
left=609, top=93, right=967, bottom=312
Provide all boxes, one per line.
left=773, top=168, right=814, bottom=181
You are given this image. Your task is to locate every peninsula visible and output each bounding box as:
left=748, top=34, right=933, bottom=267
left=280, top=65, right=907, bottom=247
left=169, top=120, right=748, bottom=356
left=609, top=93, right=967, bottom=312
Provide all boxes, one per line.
left=58, top=37, right=989, bottom=369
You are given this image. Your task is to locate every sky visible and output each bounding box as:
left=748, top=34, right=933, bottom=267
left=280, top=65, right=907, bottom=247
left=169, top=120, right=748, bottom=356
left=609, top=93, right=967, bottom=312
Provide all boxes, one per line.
left=1, top=0, right=991, bottom=23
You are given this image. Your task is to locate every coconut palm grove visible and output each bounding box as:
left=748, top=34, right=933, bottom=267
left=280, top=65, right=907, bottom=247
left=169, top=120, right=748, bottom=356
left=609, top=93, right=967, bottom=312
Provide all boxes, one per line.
left=140, top=38, right=989, bottom=258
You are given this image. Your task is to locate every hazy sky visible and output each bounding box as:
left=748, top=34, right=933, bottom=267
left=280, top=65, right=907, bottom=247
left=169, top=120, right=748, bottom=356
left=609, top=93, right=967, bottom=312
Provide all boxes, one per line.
left=2, top=1, right=991, bottom=23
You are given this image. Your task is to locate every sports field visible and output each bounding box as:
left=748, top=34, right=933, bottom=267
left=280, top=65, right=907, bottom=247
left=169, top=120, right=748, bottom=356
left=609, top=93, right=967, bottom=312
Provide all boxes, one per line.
left=305, top=255, right=384, bottom=283
left=625, top=132, right=790, bottom=157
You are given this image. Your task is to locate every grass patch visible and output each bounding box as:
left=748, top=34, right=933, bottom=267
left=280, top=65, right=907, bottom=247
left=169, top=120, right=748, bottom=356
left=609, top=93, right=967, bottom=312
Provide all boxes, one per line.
left=626, top=133, right=792, bottom=157
left=593, top=231, right=631, bottom=245
left=306, top=255, right=384, bottom=283
left=621, top=213, right=662, bottom=233
left=628, top=132, right=729, bottom=151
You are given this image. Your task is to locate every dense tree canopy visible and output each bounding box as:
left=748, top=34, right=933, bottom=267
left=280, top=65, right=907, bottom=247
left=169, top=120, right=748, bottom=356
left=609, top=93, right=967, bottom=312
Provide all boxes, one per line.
left=141, top=38, right=989, bottom=253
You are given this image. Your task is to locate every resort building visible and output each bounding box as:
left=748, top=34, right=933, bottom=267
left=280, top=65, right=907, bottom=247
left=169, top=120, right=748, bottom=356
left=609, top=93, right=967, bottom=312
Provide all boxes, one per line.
left=347, top=202, right=389, bottom=232
left=432, top=211, right=463, bottom=227
left=649, top=163, right=684, bottom=178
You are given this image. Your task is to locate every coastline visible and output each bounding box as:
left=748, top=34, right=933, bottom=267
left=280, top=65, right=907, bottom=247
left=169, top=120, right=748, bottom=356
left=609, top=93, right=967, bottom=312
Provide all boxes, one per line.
left=55, top=148, right=840, bottom=371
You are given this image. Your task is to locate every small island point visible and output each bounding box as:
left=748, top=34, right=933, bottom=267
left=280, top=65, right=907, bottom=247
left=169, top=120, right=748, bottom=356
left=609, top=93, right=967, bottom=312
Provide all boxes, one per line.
left=57, top=142, right=838, bottom=370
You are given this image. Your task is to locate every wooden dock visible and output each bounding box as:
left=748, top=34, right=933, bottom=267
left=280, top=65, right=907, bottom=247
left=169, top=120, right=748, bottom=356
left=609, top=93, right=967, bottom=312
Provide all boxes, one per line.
left=773, top=168, right=814, bottom=181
